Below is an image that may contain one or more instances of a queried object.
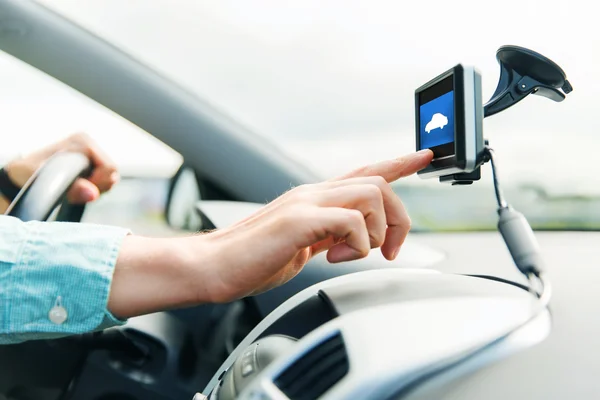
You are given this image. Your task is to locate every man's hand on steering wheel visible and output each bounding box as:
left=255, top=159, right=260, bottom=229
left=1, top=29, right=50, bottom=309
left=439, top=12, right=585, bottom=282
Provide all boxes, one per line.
left=1, top=133, right=119, bottom=212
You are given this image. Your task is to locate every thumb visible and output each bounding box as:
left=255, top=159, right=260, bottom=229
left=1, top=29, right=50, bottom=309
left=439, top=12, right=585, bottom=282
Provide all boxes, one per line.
left=333, top=149, right=434, bottom=183
left=67, top=178, right=100, bottom=204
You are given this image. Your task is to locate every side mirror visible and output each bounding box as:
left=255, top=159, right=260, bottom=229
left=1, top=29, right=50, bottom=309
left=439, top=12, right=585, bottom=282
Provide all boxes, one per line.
left=165, top=164, right=205, bottom=231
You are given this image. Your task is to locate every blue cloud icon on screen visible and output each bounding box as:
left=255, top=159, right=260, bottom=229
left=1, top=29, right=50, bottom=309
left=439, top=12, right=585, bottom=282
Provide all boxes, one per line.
left=425, top=112, right=449, bottom=134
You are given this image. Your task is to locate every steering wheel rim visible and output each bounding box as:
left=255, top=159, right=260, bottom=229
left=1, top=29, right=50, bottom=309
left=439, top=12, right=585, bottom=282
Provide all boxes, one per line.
left=5, top=151, right=92, bottom=222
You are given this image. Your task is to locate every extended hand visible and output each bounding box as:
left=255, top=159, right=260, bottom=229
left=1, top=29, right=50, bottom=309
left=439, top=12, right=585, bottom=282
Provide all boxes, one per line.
left=109, top=149, right=433, bottom=318
left=201, top=149, right=434, bottom=302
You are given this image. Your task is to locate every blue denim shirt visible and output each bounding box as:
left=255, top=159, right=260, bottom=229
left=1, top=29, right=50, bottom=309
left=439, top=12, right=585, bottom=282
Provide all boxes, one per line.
left=0, top=215, right=130, bottom=344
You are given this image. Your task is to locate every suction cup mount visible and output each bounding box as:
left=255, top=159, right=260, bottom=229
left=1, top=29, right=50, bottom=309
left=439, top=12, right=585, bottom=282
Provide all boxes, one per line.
left=442, top=45, right=572, bottom=185
left=484, top=45, right=573, bottom=118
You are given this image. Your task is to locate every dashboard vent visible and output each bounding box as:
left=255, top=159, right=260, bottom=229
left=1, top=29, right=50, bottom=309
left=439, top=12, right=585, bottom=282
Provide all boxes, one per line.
left=274, top=332, right=349, bottom=400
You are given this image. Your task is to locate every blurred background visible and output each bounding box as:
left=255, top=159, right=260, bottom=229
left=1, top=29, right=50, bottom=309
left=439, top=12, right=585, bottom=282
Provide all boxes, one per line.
left=1, top=0, right=598, bottom=235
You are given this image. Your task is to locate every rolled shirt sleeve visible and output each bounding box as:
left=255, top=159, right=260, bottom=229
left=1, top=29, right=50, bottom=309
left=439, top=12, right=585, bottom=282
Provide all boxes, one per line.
left=0, top=215, right=130, bottom=344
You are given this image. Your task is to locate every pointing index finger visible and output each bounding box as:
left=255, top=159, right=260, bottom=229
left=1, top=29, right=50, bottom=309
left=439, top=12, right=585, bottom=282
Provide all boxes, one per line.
left=332, top=149, right=433, bottom=183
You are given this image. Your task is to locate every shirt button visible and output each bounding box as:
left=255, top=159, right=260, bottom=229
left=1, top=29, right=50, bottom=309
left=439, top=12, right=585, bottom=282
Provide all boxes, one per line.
left=49, top=296, right=68, bottom=325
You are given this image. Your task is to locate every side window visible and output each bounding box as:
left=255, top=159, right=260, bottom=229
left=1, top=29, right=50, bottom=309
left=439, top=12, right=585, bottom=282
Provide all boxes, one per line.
left=0, top=51, right=183, bottom=236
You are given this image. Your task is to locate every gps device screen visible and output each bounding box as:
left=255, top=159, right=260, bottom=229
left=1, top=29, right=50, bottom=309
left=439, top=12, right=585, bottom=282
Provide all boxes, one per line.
left=418, top=75, right=455, bottom=159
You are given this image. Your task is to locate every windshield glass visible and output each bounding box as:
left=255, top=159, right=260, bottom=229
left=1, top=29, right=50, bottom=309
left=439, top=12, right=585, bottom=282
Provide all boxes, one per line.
left=35, top=0, right=599, bottom=231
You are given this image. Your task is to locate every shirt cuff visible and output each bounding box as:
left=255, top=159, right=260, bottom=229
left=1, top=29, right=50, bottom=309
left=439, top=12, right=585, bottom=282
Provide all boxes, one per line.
left=0, top=216, right=130, bottom=344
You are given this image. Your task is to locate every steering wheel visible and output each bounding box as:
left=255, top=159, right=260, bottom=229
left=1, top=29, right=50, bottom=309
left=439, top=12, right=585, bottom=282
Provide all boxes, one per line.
left=5, top=151, right=92, bottom=222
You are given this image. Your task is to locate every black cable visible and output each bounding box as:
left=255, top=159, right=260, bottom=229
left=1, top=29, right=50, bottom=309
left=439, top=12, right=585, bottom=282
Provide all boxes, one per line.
left=466, top=274, right=530, bottom=292
left=535, top=272, right=552, bottom=306
left=484, top=146, right=508, bottom=209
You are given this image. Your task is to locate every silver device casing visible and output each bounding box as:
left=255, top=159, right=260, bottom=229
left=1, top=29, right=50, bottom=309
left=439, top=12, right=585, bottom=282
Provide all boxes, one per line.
left=417, top=66, right=484, bottom=179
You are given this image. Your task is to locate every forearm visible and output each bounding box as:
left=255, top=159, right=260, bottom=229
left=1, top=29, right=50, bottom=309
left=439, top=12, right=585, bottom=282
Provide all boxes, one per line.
left=107, top=235, right=214, bottom=318
left=0, top=213, right=222, bottom=344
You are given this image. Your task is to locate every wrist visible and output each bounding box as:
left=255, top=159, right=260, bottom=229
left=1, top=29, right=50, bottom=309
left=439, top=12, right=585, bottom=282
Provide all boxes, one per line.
left=178, top=231, right=247, bottom=305
left=5, top=158, right=36, bottom=188
left=0, top=195, right=9, bottom=214
left=0, top=161, right=25, bottom=212
left=177, top=233, right=224, bottom=304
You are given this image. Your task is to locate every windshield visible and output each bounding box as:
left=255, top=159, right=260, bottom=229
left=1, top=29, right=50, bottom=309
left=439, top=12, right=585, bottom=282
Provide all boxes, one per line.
left=35, top=0, right=600, bottom=231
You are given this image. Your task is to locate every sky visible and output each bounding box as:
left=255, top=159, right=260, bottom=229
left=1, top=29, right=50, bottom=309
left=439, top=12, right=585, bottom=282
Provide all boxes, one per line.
left=1, top=0, right=598, bottom=190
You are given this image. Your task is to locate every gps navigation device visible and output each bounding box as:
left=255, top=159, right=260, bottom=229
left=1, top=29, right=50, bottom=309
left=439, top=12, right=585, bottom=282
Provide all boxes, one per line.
left=415, top=64, right=484, bottom=179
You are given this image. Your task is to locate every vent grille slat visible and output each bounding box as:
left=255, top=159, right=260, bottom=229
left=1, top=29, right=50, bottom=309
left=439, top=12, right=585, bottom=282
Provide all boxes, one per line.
left=283, top=349, right=346, bottom=395
left=274, top=333, right=349, bottom=400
